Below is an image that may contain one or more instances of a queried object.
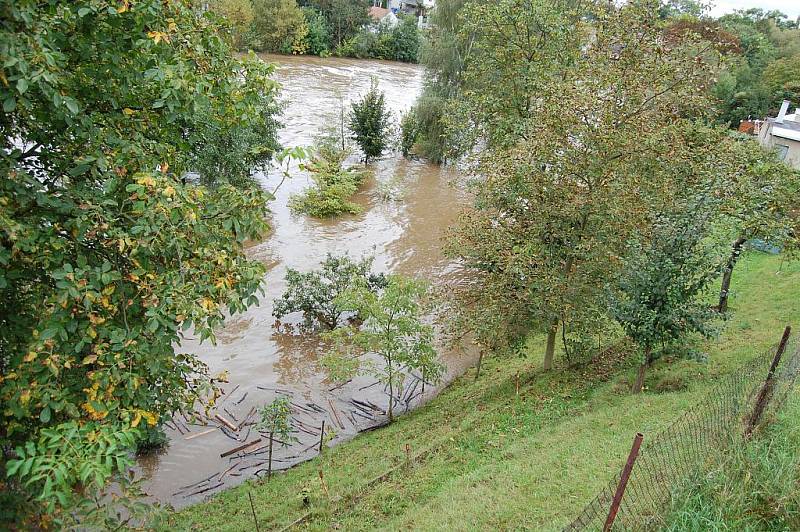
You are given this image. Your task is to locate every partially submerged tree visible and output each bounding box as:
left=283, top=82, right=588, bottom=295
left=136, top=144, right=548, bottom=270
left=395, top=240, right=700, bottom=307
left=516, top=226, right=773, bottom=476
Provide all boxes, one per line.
left=273, top=254, right=387, bottom=329
left=322, top=276, right=442, bottom=422
left=608, top=206, right=723, bottom=393
left=349, top=79, right=392, bottom=163
left=256, top=397, right=296, bottom=480
left=0, top=1, right=277, bottom=522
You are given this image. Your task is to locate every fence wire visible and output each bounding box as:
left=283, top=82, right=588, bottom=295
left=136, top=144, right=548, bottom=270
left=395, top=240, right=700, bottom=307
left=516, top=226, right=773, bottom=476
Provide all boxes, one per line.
left=563, top=335, right=800, bottom=531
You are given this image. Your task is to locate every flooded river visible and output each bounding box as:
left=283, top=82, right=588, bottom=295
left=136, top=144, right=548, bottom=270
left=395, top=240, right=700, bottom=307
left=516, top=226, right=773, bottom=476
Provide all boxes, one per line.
left=139, top=55, right=473, bottom=506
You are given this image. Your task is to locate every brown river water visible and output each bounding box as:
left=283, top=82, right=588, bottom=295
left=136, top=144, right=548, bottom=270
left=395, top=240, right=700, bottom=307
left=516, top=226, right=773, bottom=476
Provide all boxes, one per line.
left=138, top=54, right=475, bottom=506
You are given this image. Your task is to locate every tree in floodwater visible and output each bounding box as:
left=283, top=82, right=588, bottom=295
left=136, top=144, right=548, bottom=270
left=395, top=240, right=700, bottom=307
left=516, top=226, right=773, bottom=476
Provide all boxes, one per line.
left=445, top=0, right=721, bottom=371
left=273, top=254, right=387, bottom=329
left=322, top=276, right=442, bottom=422
left=256, top=397, right=296, bottom=480
left=608, top=205, right=723, bottom=393
left=349, top=79, right=392, bottom=163
left=0, top=0, right=278, bottom=523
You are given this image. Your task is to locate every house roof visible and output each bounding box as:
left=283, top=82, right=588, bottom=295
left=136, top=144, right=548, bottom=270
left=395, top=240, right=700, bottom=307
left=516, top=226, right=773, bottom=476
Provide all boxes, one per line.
left=768, top=113, right=800, bottom=142
left=369, top=6, right=391, bottom=20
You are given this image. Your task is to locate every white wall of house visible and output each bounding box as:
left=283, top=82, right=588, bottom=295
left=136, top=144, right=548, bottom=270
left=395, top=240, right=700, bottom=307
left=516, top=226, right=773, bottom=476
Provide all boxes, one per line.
left=758, top=101, right=800, bottom=170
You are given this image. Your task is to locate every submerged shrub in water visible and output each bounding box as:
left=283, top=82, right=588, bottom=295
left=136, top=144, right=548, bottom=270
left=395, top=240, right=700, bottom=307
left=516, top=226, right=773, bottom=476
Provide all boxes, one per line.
left=273, top=254, right=388, bottom=329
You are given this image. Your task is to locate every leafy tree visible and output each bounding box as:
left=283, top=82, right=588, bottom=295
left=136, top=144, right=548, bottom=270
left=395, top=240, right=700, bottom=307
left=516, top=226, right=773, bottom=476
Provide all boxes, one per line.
left=390, top=14, right=421, bottom=63
left=349, top=80, right=392, bottom=163
left=210, top=0, right=256, bottom=50
left=0, top=0, right=276, bottom=522
left=414, top=0, right=470, bottom=162
left=251, top=0, right=306, bottom=52
left=399, top=107, right=421, bottom=157
left=302, top=6, right=332, bottom=56
left=304, top=0, right=370, bottom=49
left=608, top=207, right=723, bottom=393
left=444, top=0, right=719, bottom=371
left=713, top=137, right=800, bottom=312
left=256, top=397, right=296, bottom=480
left=273, top=254, right=387, bottom=329
left=322, top=276, right=442, bottom=422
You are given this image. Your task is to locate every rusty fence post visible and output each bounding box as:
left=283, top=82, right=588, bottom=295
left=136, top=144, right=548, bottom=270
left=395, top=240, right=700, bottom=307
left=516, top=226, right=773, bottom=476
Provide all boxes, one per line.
left=746, top=325, right=792, bottom=437
left=603, top=433, right=644, bottom=532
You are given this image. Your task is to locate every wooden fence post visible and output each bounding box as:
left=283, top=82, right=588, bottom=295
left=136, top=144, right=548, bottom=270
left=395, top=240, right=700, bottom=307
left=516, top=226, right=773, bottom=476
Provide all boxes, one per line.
left=746, top=325, right=791, bottom=437
left=603, top=433, right=644, bottom=532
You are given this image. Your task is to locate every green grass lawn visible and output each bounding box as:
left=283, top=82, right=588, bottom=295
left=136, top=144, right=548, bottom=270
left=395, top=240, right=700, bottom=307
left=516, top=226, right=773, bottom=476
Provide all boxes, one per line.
left=165, top=252, right=800, bottom=531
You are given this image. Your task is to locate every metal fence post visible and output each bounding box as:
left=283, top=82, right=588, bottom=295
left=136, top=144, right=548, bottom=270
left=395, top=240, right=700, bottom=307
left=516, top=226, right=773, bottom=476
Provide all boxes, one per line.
left=745, top=325, right=792, bottom=437
left=603, top=433, right=644, bottom=532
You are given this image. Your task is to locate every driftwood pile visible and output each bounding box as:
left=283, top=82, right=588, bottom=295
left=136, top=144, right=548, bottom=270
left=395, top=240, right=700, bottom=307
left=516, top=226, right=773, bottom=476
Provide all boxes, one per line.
left=171, top=372, right=429, bottom=499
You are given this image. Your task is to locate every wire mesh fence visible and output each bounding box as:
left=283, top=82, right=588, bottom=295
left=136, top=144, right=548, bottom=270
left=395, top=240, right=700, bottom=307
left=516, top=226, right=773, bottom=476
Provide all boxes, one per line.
left=563, top=328, right=800, bottom=531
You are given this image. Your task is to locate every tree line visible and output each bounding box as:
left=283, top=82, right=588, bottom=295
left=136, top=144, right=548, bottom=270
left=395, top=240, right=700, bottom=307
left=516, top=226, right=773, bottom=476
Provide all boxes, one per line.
left=208, top=0, right=422, bottom=62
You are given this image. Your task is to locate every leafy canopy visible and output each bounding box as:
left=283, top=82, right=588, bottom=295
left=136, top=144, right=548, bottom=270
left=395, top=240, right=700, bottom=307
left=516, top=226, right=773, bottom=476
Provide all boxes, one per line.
left=322, top=276, right=442, bottom=421
left=1, top=0, right=278, bottom=521
left=349, top=79, right=393, bottom=163
left=273, top=254, right=387, bottom=329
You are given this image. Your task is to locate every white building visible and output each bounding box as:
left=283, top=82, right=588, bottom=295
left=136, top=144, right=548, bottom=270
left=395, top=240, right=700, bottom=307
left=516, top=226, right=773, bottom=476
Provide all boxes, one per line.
left=758, top=100, right=800, bottom=170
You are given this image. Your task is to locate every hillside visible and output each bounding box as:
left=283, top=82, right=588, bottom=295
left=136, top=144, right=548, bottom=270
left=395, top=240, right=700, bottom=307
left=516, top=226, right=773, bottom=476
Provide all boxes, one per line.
left=167, top=251, right=800, bottom=530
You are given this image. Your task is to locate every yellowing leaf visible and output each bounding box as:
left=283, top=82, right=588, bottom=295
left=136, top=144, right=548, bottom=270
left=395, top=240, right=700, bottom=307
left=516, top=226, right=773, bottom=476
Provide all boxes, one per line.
left=24, top=351, right=37, bottom=363
left=20, top=390, right=30, bottom=404
left=122, top=107, right=135, bottom=116
left=82, top=354, right=98, bottom=365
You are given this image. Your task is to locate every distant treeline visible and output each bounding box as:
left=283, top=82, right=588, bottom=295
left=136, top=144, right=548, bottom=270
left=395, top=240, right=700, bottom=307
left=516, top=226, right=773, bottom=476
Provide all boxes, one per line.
left=208, top=0, right=421, bottom=62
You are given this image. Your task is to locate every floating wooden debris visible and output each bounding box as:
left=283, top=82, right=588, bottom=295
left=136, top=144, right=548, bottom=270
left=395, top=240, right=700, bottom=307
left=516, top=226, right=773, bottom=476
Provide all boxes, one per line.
left=220, top=438, right=263, bottom=458
left=185, top=481, right=224, bottom=497
left=235, top=392, right=249, bottom=405
left=219, top=384, right=240, bottom=405
left=223, top=407, right=238, bottom=422
left=184, top=428, right=217, bottom=441
left=215, top=413, right=238, bottom=431
left=220, top=460, right=241, bottom=481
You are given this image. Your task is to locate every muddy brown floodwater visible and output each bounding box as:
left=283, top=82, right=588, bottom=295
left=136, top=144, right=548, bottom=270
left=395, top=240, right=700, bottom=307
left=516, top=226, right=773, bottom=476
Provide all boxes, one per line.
left=139, top=54, right=475, bottom=507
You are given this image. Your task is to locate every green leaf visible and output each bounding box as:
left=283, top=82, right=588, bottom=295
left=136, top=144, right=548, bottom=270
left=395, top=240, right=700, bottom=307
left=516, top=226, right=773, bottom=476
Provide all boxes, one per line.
left=3, top=96, right=16, bottom=112
left=40, top=407, right=51, bottom=423
left=16, top=78, right=28, bottom=94
left=77, top=7, right=91, bottom=17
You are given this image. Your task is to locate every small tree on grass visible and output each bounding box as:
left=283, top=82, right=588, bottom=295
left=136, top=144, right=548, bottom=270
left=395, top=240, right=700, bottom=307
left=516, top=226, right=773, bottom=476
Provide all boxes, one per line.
left=322, top=276, right=443, bottom=422
left=256, top=397, right=296, bottom=480
left=273, top=254, right=387, bottom=329
left=349, top=79, right=392, bottom=163
left=608, top=208, right=723, bottom=394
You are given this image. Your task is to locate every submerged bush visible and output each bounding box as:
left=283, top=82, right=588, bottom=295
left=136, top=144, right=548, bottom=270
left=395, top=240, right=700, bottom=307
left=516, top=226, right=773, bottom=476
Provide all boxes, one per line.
left=273, top=254, right=387, bottom=329
left=289, top=138, right=369, bottom=217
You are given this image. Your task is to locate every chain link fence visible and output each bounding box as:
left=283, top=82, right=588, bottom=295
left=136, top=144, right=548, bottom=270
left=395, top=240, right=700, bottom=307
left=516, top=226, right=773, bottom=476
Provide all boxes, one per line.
left=563, top=328, right=800, bottom=531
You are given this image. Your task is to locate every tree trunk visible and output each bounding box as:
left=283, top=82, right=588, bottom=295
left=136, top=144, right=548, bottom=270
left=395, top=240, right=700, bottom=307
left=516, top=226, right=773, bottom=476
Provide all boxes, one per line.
left=631, top=347, right=652, bottom=394
left=267, top=432, right=274, bottom=480
left=543, top=320, right=558, bottom=371
left=718, top=237, right=747, bottom=313
left=474, top=352, right=484, bottom=381
left=387, top=357, right=394, bottom=423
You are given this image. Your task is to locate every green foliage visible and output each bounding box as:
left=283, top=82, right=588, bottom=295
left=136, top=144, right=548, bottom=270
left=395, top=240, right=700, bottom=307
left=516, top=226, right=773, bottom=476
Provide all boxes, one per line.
left=251, top=0, right=306, bottom=52
left=209, top=0, right=256, bottom=50
left=135, top=424, right=169, bottom=454
left=349, top=80, right=393, bottom=163
left=305, top=0, right=370, bottom=49
left=257, top=397, right=295, bottom=442
left=302, top=7, right=331, bottom=56
left=0, top=0, right=275, bottom=520
left=273, top=254, right=387, bottom=329
left=608, top=206, right=723, bottom=382
left=444, top=0, right=719, bottom=369
left=399, top=107, right=421, bottom=157
left=322, top=275, right=442, bottom=421
left=288, top=137, right=370, bottom=216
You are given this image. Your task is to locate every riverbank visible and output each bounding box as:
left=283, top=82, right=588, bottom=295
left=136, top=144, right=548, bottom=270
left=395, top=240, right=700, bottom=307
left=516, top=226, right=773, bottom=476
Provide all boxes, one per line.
left=165, top=252, right=800, bottom=530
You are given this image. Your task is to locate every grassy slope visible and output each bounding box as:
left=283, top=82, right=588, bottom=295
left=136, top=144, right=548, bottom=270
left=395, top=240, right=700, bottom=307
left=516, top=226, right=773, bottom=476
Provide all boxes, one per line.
left=167, top=252, right=800, bottom=531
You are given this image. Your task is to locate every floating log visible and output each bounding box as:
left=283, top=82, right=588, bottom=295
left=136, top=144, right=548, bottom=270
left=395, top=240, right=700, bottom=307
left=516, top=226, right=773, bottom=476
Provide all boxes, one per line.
left=174, top=471, right=220, bottom=494
left=219, top=384, right=240, bottom=405
left=184, top=428, right=217, bottom=441
left=238, top=460, right=268, bottom=472
left=185, top=482, right=224, bottom=498
left=235, top=391, right=248, bottom=405
left=236, top=406, right=257, bottom=431
left=220, top=438, right=262, bottom=458
left=219, top=425, right=239, bottom=441
left=215, top=414, right=238, bottom=431
left=352, top=409, right=374, bottom=421
left=358, top=381, right=381, bottom=391
left=305, top=402, right=326, bottom=414
left=223, top=407, right=238, bottom=422
left=219, top=460, right=241, bottom=481
left=328, top=379, right=352, bottom=392
left=327, top=399, right=345, bottom=429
